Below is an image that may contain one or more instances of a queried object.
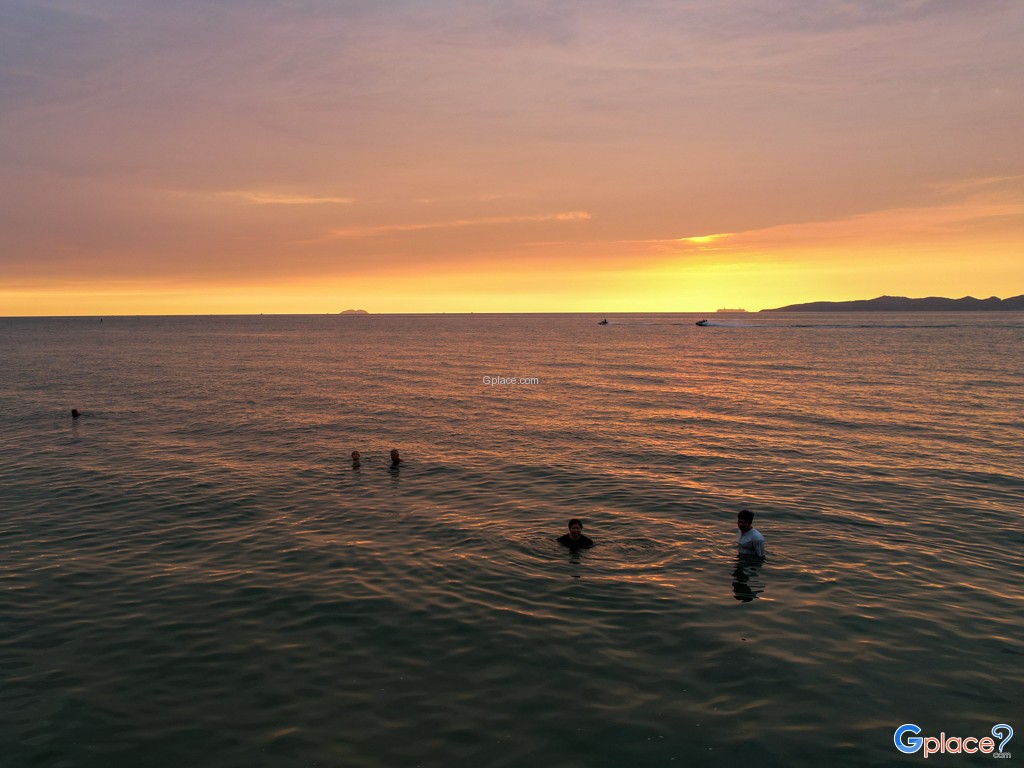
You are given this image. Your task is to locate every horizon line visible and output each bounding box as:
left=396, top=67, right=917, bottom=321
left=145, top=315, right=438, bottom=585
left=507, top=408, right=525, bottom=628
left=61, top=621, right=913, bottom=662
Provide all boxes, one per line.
left=4, top=309, right=1024, bottom=320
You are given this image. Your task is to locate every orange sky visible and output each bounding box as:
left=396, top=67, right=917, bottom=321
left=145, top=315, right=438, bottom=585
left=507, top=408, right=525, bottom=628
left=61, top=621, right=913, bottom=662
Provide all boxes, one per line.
left=2, top=1, right=1022, bottom=315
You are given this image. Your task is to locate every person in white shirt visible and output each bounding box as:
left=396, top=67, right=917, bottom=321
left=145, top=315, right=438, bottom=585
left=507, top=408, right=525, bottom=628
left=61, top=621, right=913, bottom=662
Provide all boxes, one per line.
left=736, top=509, right=766, bottom=558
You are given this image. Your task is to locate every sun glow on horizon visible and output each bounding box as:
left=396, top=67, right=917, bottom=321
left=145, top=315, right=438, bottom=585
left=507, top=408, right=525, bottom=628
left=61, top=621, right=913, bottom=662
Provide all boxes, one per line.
left=3, top=186, right=1022, bottom=316
left=681, top=233, right=733, bottom=244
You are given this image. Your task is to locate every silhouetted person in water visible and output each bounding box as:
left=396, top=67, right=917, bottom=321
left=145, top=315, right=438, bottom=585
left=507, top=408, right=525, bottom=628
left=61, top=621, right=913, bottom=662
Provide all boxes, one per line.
left=351, top=450, right=361, bottom=468
left=557, top=518, right=593, bottom=549
left=390, top=449, right=403, bottom=467
left=736, top=509, right=766, bottom=558
left=71, top=409, right=80, bottom=419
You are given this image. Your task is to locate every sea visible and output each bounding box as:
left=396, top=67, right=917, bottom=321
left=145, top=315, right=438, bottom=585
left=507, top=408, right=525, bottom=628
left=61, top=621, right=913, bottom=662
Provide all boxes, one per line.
left=1, top=313, right=1021, bottom=767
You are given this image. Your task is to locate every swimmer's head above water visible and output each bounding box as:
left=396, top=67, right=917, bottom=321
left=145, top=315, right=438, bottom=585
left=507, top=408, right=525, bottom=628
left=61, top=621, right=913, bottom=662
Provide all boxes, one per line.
left=390, top=449, right=402, bottom=466
left=558, top=518, right=593, bottom=549
left=737, top=509, right=754, bottom=533
left=351, top=450, right=361, bottom=464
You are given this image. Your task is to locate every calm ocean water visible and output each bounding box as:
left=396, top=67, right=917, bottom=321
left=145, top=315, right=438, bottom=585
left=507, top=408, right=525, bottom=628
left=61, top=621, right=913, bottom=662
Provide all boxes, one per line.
left=1, top=313, right=1021, bottom=767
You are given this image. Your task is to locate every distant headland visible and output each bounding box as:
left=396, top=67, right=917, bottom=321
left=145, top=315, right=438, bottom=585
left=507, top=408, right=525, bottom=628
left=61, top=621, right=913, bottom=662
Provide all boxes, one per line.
left=762, top=295, right=1024, bottom=312
left=339, top=309, right=369, bottom=314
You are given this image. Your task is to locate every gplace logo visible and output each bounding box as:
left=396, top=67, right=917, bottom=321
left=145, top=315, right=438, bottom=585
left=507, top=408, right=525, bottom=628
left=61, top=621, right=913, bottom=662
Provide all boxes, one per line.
left=895, top=724, right=1013, bottom=759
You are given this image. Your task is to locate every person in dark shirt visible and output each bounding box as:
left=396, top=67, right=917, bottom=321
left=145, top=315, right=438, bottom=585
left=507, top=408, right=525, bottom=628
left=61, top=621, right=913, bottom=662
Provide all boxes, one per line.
left=557, top=518, right=594, bottom=549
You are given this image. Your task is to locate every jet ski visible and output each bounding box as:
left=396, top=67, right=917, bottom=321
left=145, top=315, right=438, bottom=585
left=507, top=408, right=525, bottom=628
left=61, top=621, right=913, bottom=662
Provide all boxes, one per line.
left=598, top=319, right=608, bottom=325
left=695, top=319, right=709, bottom=326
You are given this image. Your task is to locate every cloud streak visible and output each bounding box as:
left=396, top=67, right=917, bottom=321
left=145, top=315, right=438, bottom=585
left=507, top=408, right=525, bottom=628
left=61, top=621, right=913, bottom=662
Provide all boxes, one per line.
left=218, top=191, right=355, bottom=205
left=325, top=211, right=591, bottom=239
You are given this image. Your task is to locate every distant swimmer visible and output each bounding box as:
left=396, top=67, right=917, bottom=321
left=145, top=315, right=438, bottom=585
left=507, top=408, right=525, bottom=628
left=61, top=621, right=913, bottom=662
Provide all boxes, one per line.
left=736, top=509, right=766, bottom=558
left=351, top=450, right=361, bottom=468
left=71, top=409, right=80, bottom=419
left=389, top=449, right=403, bottom=467
left=557, top=518, right=594, bottom=549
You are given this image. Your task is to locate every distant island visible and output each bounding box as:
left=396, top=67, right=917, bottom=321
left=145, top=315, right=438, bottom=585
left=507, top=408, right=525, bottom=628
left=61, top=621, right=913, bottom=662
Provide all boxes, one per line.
left=716, top=308, right=748, bottom=313
left=339, top=309, right=369, bottom=314
left=762, top=295, right=1024, bottom=312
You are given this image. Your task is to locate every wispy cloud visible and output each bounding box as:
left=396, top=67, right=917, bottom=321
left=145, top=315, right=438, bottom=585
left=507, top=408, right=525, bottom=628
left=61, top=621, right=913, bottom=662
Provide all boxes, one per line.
left=327, top=211, right=590, bottom=239
left=219, top=191, right=356, bottom=205
left=928, top=176, right=1024, bottom=197
left=749, top=197, right=1024, bottom=246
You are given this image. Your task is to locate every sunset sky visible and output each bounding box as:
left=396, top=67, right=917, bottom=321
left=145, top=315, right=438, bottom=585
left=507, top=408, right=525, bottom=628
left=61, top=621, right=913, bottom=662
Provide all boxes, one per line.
left=2, top=0, right=1022, bottom=314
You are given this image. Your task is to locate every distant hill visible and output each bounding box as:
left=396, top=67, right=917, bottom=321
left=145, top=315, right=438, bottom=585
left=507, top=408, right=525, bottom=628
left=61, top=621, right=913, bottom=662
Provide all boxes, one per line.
left=339, top=309, right=369, bottom=314
left=761, top=295, right=1024, bottom=312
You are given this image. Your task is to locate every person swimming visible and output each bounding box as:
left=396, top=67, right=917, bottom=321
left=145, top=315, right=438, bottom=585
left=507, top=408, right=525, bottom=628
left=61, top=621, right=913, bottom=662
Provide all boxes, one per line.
left=557, top=518, right=594, bottom=549
left=389, top=449, right=403, bottom=467
left=351, top=450, right=361, bottom=468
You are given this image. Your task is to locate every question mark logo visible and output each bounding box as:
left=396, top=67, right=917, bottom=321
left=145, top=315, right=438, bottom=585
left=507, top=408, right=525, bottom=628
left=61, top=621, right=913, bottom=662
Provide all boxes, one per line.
left=992, top=724, right=1013, bottom=753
